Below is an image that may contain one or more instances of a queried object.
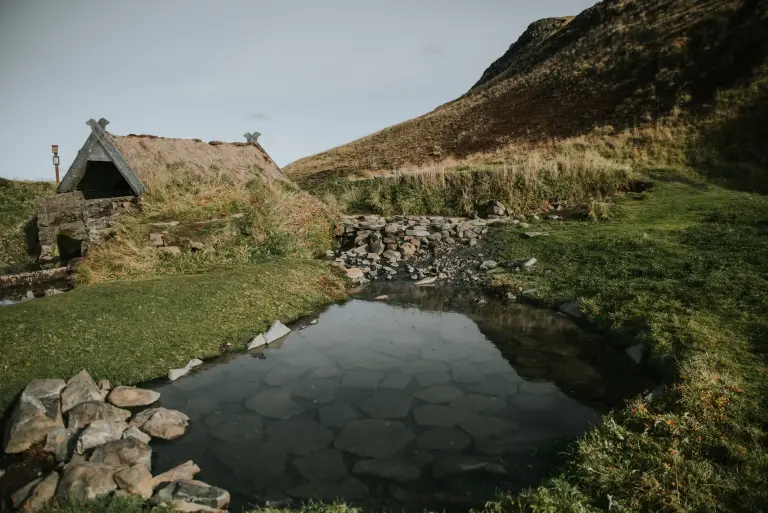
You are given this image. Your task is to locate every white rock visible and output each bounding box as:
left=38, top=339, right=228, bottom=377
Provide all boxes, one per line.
left=76, top=420, right=128, bottom=453
left=264, top=320, right=291, bottom=344
left=414, top=277, right=437, bottom=286
left=246, top=334, right=267, bottom=351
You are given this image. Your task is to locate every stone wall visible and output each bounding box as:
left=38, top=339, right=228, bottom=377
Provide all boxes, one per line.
left=33, top=193, right=140, bottom=264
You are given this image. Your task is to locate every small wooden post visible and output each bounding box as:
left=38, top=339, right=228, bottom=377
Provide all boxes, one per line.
left=52, top=144, right=60, bottom=184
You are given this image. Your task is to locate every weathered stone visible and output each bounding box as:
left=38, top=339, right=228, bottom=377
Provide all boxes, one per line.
left=98, top=379, right=111, bottom=391
left=523, top=232, right=549, bottom=238
left=341, top=369, right=385, bottom=389
left=626, top=344, right=644, bottom=364
left=335, top=419, right=415, bottom=458
left=432, top=454, right=506, bottom=478
left=161, top=480, right=230, bottom=510
left=4, top=393, right=62, bottom=454
left=399, top=243, right=417, bottom=258
left=123, top=426, right=151, bottom=444
left=264, top=366, right=309, bottom=386
left=346, top=267, right=365, bottom=282
left=244, top=388, right=303, bottom=419
left=414, top=276, right=437, bottom=286
left=17, top=471, right=58, bottom=512
left=413, top=404, right=468, bottom=428
left=108, top=386, right=160, bottom=408
left=151, top=461, right=200, bottom=490
left=449, top=394, right=507, bottom=414
left=76, top=420, right=128, bottom=454
left=141, top=408, right=189, bottom=440
left=56, top=462, right=118, bottom=502
left=358, top=389, right=412, bottom=419
left=309, top=365, right=342, bottom=379
left=293, top=448, right=348, bottom=482
left=247, top=334, right=267, bottom=351
left=67, top=401, right=131, bottom=430
left=44, top=427, right=77, bottom=462
left=479, top=260, right=498, bottom=270
left=11, top=477, right=43, bottom=510
left=558, top=301, right=585, bottom=319
left=211, top=439, right=286, bottom=480
left=266, top=419, right=334, bottom=456
left=168, top=358, right=204, bottom=382
left=264, top=320, right=292, bottom=343
left=148, top=233, right=165, bottom=247
left=319, top=400, right=359, bottom=428
left=405, top=230, right=429, bottom=237
left=416, top=428, right=471, bottom=452
left=114, top=464, right=153, bottom=498
left=384, top=223, right=401, bottom=234
left=158, top=246, right=181, bottom=256
left=352, top=458, right=421, bottom=483
left=89, top=436, right=152, bottom=470
left=61, top=371, right=103, bottom=413
left=415, top=370, right=451, bottom=387
left=414, top=385, right=464, bottom=404
left=287, top=477, right=369, bottom=501
left=382, top=250, right=401, bottom=262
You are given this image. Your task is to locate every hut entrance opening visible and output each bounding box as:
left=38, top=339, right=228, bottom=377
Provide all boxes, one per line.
left=56, top=232, right=83, bottom=262
left=76, top=161, right=134, bottom=200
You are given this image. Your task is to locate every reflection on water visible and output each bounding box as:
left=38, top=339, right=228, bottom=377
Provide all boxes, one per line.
left=147, top=283, right=652, bottom=512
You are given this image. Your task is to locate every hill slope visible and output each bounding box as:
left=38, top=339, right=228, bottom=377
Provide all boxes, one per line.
left=285, top=0, right=768, bottom=184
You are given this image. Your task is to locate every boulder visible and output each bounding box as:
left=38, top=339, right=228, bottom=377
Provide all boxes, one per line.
left=67, top=401, right=131, bottom=430
left=61, top=371, right=103, bottom=413
left=44, top=427, right=77, bottom=462
left=114, top=464, right=153, bottom=498
left=123, top=427, right=151, bottom=444
left=346, top=267, right=365, bottom=282
left=23, top=471, right=59, bottom=512
left=76, top=419, right=128, bottom=454
left=151, top=461, right=201, bottom=490
left=4, top=391, right=63, bottom=454
left=107, top=386, right=160, bottom=408
left=399, top=243, right=417, bottom=258
left=56, top=462, right=119, bottom=502
left=11, top=477, right=42, bottom=510
left=155, top=480, right=230, bottom=510
left=139, top=408, right=189, bottom=440
left=89, top=436, right=152, bottom=470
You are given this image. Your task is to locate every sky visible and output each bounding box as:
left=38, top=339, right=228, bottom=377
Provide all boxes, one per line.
left=0, top=0, right=595, bottom=181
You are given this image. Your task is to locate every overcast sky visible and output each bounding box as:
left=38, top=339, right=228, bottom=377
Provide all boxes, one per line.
left=0, top=0, right=595, bottom=181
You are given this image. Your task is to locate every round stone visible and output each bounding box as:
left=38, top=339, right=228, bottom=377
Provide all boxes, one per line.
left=334, top=419, right=415, bottom=458
left=413, top=405, right=469, bottom=428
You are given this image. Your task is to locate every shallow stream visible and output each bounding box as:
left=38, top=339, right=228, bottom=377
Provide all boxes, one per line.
left=146, top=283, right=653, bottom=511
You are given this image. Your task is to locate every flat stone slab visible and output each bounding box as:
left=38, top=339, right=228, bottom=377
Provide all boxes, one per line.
left=107, top=386, right=160, bottom=408
left=244, top=388, right=304, bottom=419
left=432, top=454, right=507, bottom=478
left=449, top=394, right=508, bottom=414
left=341, top=370, right=386, bottom=389
left=414, top=370, right=451, bottom=387
left=335, top=419, right=415, bottom=458
left=352, top=458, right=421, bottom=483
left=413, top=404, right=469, bottom=428
left=416, top=428, right=471, bottom=452
left=291, top=378, right=339, bottom=405
left=287, top=477, right=369, bottom=501
left=204, top=412, right=263, bottom=442
left=319, top=400, right=359, bottom=428
left=264, top=366, right=309, bottom=387
left=379, top=372, right=413, bottom=390
left=309, top=365, right=343, bottom=379
left=293, top=448, right=348, bottom=482
left=467, top=378, right=518, bottom=397
left=358, top=390, right=412, bottom=419
left=264, top=320, right=292, bottom=344
left=213, top=439, right=287, bottom=479
left=266, top=419, right=334, bottom=456
left=458, top=413, right=518, bottom=440
left=140, top=408, right=189, bottom=440
left=450, top=362, right=485, bottom=384
left=414, top=385, right=464, bottom=404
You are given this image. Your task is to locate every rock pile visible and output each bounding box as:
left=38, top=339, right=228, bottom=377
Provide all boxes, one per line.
left=3, top=371, right=229, bottom=512
left=332, top=214, right=523, bottom=283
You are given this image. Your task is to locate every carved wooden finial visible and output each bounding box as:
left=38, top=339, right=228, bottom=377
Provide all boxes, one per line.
left=244, top=132, right=262, bottom=145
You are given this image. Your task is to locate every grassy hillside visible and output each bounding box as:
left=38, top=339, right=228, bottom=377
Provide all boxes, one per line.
left=0, top=178, right=55, bottom=271
left=285, top=0, right=768, bottom=187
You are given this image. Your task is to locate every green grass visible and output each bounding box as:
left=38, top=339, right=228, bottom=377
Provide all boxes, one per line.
left=480, top=176, right=768, bottom=511
left=0, top=259, right=345, bottom=415
left=0, top=178, right=54, bottom=270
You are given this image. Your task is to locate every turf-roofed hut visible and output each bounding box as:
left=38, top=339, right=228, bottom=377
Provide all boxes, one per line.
left=32, top=119, right=287, bottom=264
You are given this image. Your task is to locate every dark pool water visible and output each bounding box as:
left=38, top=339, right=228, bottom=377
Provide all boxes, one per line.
left=147, top=283, right=652, bottom=511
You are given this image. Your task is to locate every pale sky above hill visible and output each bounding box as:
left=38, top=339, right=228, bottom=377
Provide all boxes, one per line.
left=0, top=0, right=595, bottom=180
